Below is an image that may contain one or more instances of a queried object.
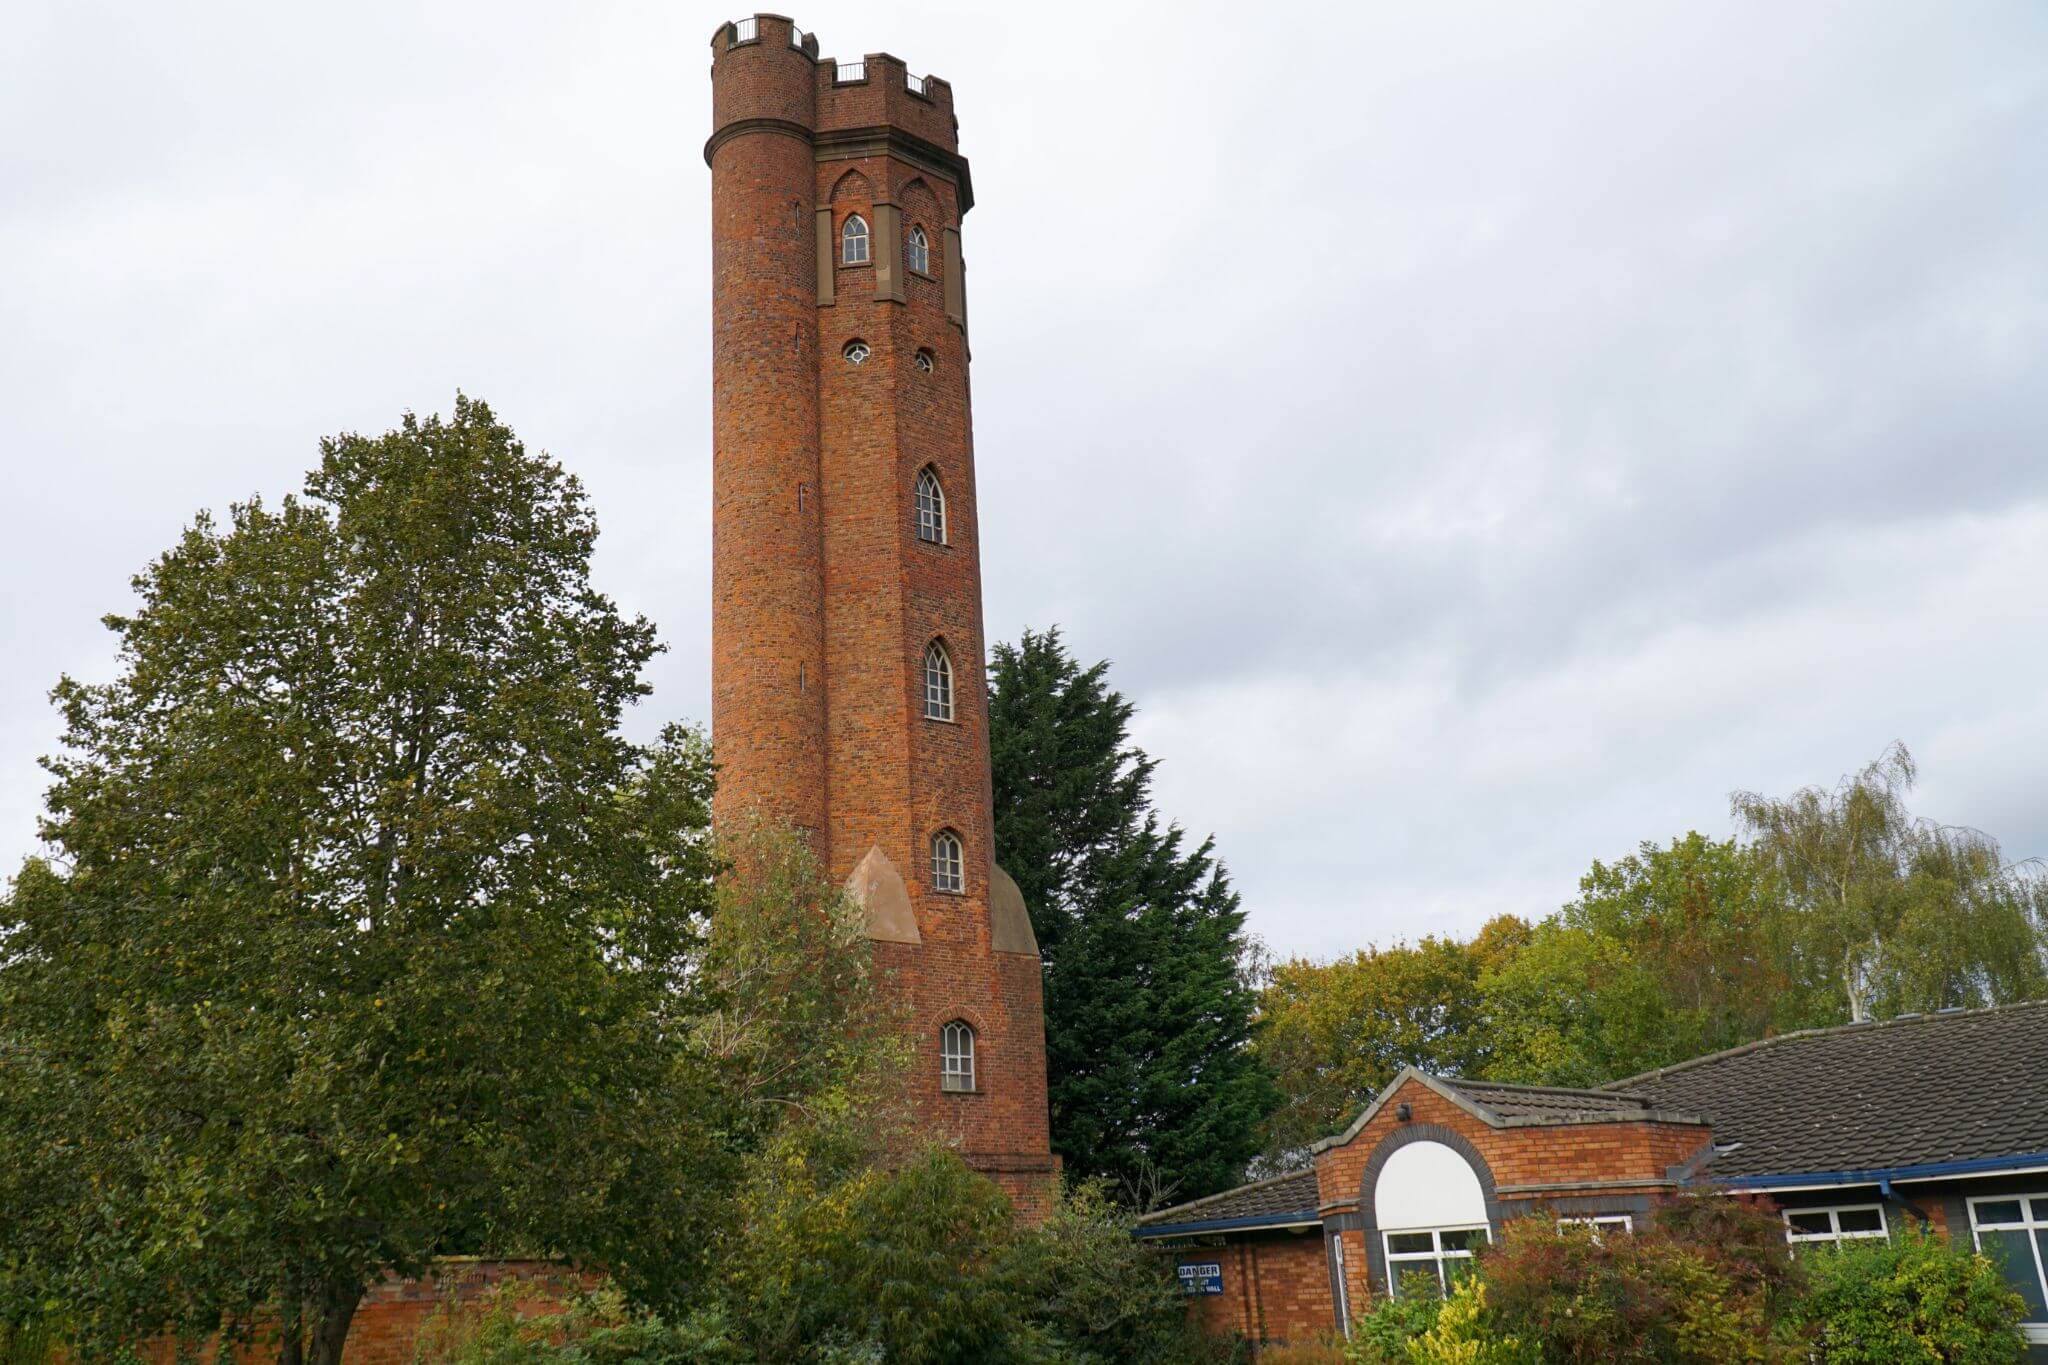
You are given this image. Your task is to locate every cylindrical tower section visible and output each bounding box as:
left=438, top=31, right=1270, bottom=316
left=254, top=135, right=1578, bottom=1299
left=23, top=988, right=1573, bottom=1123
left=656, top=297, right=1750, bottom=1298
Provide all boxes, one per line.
left=707, top=16, right=827, bottom=837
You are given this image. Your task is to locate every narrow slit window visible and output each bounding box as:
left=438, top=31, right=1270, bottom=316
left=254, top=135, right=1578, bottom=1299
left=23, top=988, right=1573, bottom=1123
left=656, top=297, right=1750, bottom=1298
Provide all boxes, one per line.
left=941, top=1020, right=975, bottom=1092
left=915, top=466, right=946, bottom=544
left=931, top=829, right=964, bottom=894
left=924, top=639, right=954, bottom=721
left=841, top=214, right=870, bottom=265
left=907, top=225, right=930, bottom=275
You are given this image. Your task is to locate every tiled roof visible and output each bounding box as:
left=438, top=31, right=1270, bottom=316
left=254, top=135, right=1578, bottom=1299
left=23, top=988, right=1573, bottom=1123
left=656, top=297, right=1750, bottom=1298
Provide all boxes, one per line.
left=1137, top=1168, right=1321, bottom=1233
left=1608, top=1001, right=2048, bottom=1182
left=1440, top=1078, right=1661, bottom=1124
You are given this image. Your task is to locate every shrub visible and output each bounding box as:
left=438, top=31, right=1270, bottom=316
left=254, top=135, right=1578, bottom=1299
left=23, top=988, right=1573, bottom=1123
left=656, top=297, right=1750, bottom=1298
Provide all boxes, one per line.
left=1345, top=1286, right=1445, bottom=1364
left=1259, top=1339, right=1351, bottom=1365
left=1794, top=1222, right=2029, bottom=1364
left=1000, top=1180, right=1227, bottom=1364
left=410, top=1284, right=739, bottom=1364
left=1465, top=1215, right=1801, bottom=1363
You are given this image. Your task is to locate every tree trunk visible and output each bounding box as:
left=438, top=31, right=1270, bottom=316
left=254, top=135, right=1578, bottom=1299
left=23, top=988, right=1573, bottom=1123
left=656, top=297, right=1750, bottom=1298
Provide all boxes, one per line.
left=277, top=1278, right=304, bottom=1365
left=305, top=1284, right=363, bottom=1365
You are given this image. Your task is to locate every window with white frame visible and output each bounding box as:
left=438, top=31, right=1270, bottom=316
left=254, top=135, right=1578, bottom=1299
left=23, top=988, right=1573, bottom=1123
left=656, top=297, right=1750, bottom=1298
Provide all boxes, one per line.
left=1558, top=1215, right=1633, bottom=1238
left=923, top=639, right=953, bottom=721
left=940, top=1019, right=975, bottom=1092
left=907, top=224, right=930, bottom=275
left=841, top=213, right=870, bottom=265
left=915, top=466, right=946, bottom=543
left=931, top=829, right=964, bottom=894
left=1782, top=1204, right=1888, bottom=1248
left=1374, top=1139, right=1492, bottom=1298
left=1385, top=1227, right=1489, bottom=1297
left=1969, top=1195, right=2048, bottom=1331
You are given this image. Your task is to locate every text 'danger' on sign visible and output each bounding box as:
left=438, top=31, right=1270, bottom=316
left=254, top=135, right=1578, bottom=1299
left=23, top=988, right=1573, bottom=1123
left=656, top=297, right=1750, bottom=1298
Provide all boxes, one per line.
left=1177, top=1261, right=1224, bottom=1295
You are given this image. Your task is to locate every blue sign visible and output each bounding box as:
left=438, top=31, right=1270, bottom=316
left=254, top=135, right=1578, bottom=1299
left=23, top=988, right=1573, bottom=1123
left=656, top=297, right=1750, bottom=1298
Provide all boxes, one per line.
left=1177, top=1261, right=1224, bottom=1296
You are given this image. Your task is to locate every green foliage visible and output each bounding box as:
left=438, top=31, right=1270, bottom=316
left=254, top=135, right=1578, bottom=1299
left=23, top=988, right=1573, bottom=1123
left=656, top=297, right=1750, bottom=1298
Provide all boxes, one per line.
left=1259, top=918, right=1528, bottom=1155
left=1734, top=742, right=2048, bottom=1023
left=1474, top=1211, right=1794, bottom=1358
left=669, top=1140, right=1219, bottom=1365
left=1258, top=747, right=2048, bottom=1137
left=988, top=627, right=1277, bottom=1201
left=0, top=398, right=721, bottom=1362
left=1481, top=835, right=1838, bottom=1087
left=1345, top=1285, right=1447, bottom=1363
left=412, top=1285, right=738, bottom=1364
left=0, top=1317, right=64, bottom=1365
left=1794, top=1223, right=2029, bottom=1364
left=1002, top=1179, right=1227, bottom=1364
left=1346, top=1203, right=2028, bottom=1365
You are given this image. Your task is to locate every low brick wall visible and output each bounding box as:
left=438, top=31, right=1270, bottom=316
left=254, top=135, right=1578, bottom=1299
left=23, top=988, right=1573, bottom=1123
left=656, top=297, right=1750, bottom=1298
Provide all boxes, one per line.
left=114, top=1259, right=592, bottom=1363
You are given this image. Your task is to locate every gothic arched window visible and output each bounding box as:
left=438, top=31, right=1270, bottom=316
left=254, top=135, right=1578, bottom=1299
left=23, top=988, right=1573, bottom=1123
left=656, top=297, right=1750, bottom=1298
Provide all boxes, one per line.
left=941, top=1020, right=975, bottom=1092
left=924, top=639, right=954, bottom=721
left=931, top=829, right=964, bottom=894
left=915, top=466, right=946, bottom=544
left=907, top=224, right=931, bottom=275
left=841, top=213, right=870, bottom=265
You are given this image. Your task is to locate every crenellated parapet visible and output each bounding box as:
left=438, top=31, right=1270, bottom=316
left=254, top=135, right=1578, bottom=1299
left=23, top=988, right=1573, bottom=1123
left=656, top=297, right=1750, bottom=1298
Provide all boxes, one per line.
left=708, top=14, right=971, bottom=212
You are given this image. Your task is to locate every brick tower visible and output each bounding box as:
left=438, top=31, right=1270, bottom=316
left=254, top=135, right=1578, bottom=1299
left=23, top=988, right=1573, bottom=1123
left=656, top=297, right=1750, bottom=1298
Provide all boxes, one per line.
left=705, top=14, right=1055, bottom=1210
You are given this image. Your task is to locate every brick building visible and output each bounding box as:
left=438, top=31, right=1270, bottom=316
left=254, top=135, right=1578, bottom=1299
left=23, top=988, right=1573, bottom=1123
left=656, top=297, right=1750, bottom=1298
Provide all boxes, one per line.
left=705, top=13, right=1055, bottom=1210
left=1140, top=1003, right=2048, bottom=1359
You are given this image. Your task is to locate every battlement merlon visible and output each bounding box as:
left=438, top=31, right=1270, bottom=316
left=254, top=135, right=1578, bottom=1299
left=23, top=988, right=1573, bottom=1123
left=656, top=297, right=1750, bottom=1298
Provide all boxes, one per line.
left=708, top=15, right=972, bottom=213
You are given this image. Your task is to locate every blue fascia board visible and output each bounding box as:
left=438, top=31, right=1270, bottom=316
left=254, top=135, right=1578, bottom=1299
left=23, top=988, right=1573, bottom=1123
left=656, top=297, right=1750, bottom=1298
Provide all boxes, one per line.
left=1133, top=1210, right=1322, bottom=1239
left=1709, top=1150, right=2048, bottom=1191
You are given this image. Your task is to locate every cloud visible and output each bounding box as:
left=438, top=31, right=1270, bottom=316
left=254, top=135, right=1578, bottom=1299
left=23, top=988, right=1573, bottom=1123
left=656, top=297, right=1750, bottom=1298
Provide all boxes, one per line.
left=4, top=0, right=2044, bottom=960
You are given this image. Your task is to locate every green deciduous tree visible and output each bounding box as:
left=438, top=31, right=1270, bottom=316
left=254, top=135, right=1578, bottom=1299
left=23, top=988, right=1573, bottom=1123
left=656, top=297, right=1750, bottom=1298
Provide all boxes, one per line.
left=1734, top=743, right=2048, bottom=1023
left=1257, top=917, right=1529, bottom=1158
left=0, top=398, right=718, bottom=1363
left=1479, top=834, right=1839, bottom=1087
left=988, top=628, right=1276, bottom=1203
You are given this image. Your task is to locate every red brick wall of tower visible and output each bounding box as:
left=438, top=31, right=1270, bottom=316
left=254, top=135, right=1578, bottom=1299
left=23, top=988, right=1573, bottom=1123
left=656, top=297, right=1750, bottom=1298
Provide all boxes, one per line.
left=706, top=14, right=1054, bottom=1211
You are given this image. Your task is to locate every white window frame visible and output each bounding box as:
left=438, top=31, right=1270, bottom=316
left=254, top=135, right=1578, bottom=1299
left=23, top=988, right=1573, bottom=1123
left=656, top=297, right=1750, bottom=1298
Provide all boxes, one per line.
left=915, top=466, right=946, bottom=544
left=1782, top=1203, right=1889, bottom=1247
left=841, top=213, right=870, bottom=265
left=931, top=830, right=964, bottom=894
left=1558, top=1214, right=1633, bottom=1239
left=940, top=1019, right=975, bottom=1092
left=923, top=640, right=953, bottom=721
left=907, top=224, right=930, bottom=275
left=1968, top=1193, right=2048, bottom=1343
left=1384, top=1225, right=1490, bottom=1298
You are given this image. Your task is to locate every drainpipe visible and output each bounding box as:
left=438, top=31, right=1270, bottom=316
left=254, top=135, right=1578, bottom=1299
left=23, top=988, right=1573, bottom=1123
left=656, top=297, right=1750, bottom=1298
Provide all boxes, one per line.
left=1878, top=1177, right=1932, bottom=1229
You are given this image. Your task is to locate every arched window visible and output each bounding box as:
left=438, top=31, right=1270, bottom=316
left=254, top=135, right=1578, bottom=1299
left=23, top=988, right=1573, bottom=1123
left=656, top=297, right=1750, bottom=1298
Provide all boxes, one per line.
left=915, top=466, right=946, bottom=544
left=931, top=829, right=964, bottom=894
left=907, top=224, right=930, bottom=275
left=1375, top=1140, right=1492, bottom=1297
left=842, top=339, right=870, bottom=365
left=941, top=1020, right=975, bottom=1092
left=923, top=639, right=954, bottom=721
left=913, top=348, right=935, bottom=374
left=841, top=214, right=870, bottom=265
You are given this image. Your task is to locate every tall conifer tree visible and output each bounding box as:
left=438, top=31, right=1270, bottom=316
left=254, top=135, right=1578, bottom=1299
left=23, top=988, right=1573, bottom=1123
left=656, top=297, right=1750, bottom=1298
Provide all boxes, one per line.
left=988, top=629, right=1276, bottom=1203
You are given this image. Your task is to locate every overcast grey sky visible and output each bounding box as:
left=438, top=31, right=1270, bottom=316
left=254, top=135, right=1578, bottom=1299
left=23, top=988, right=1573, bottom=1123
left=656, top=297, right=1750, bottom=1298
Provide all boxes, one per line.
left=4, top=2, right=2044, bottom=959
